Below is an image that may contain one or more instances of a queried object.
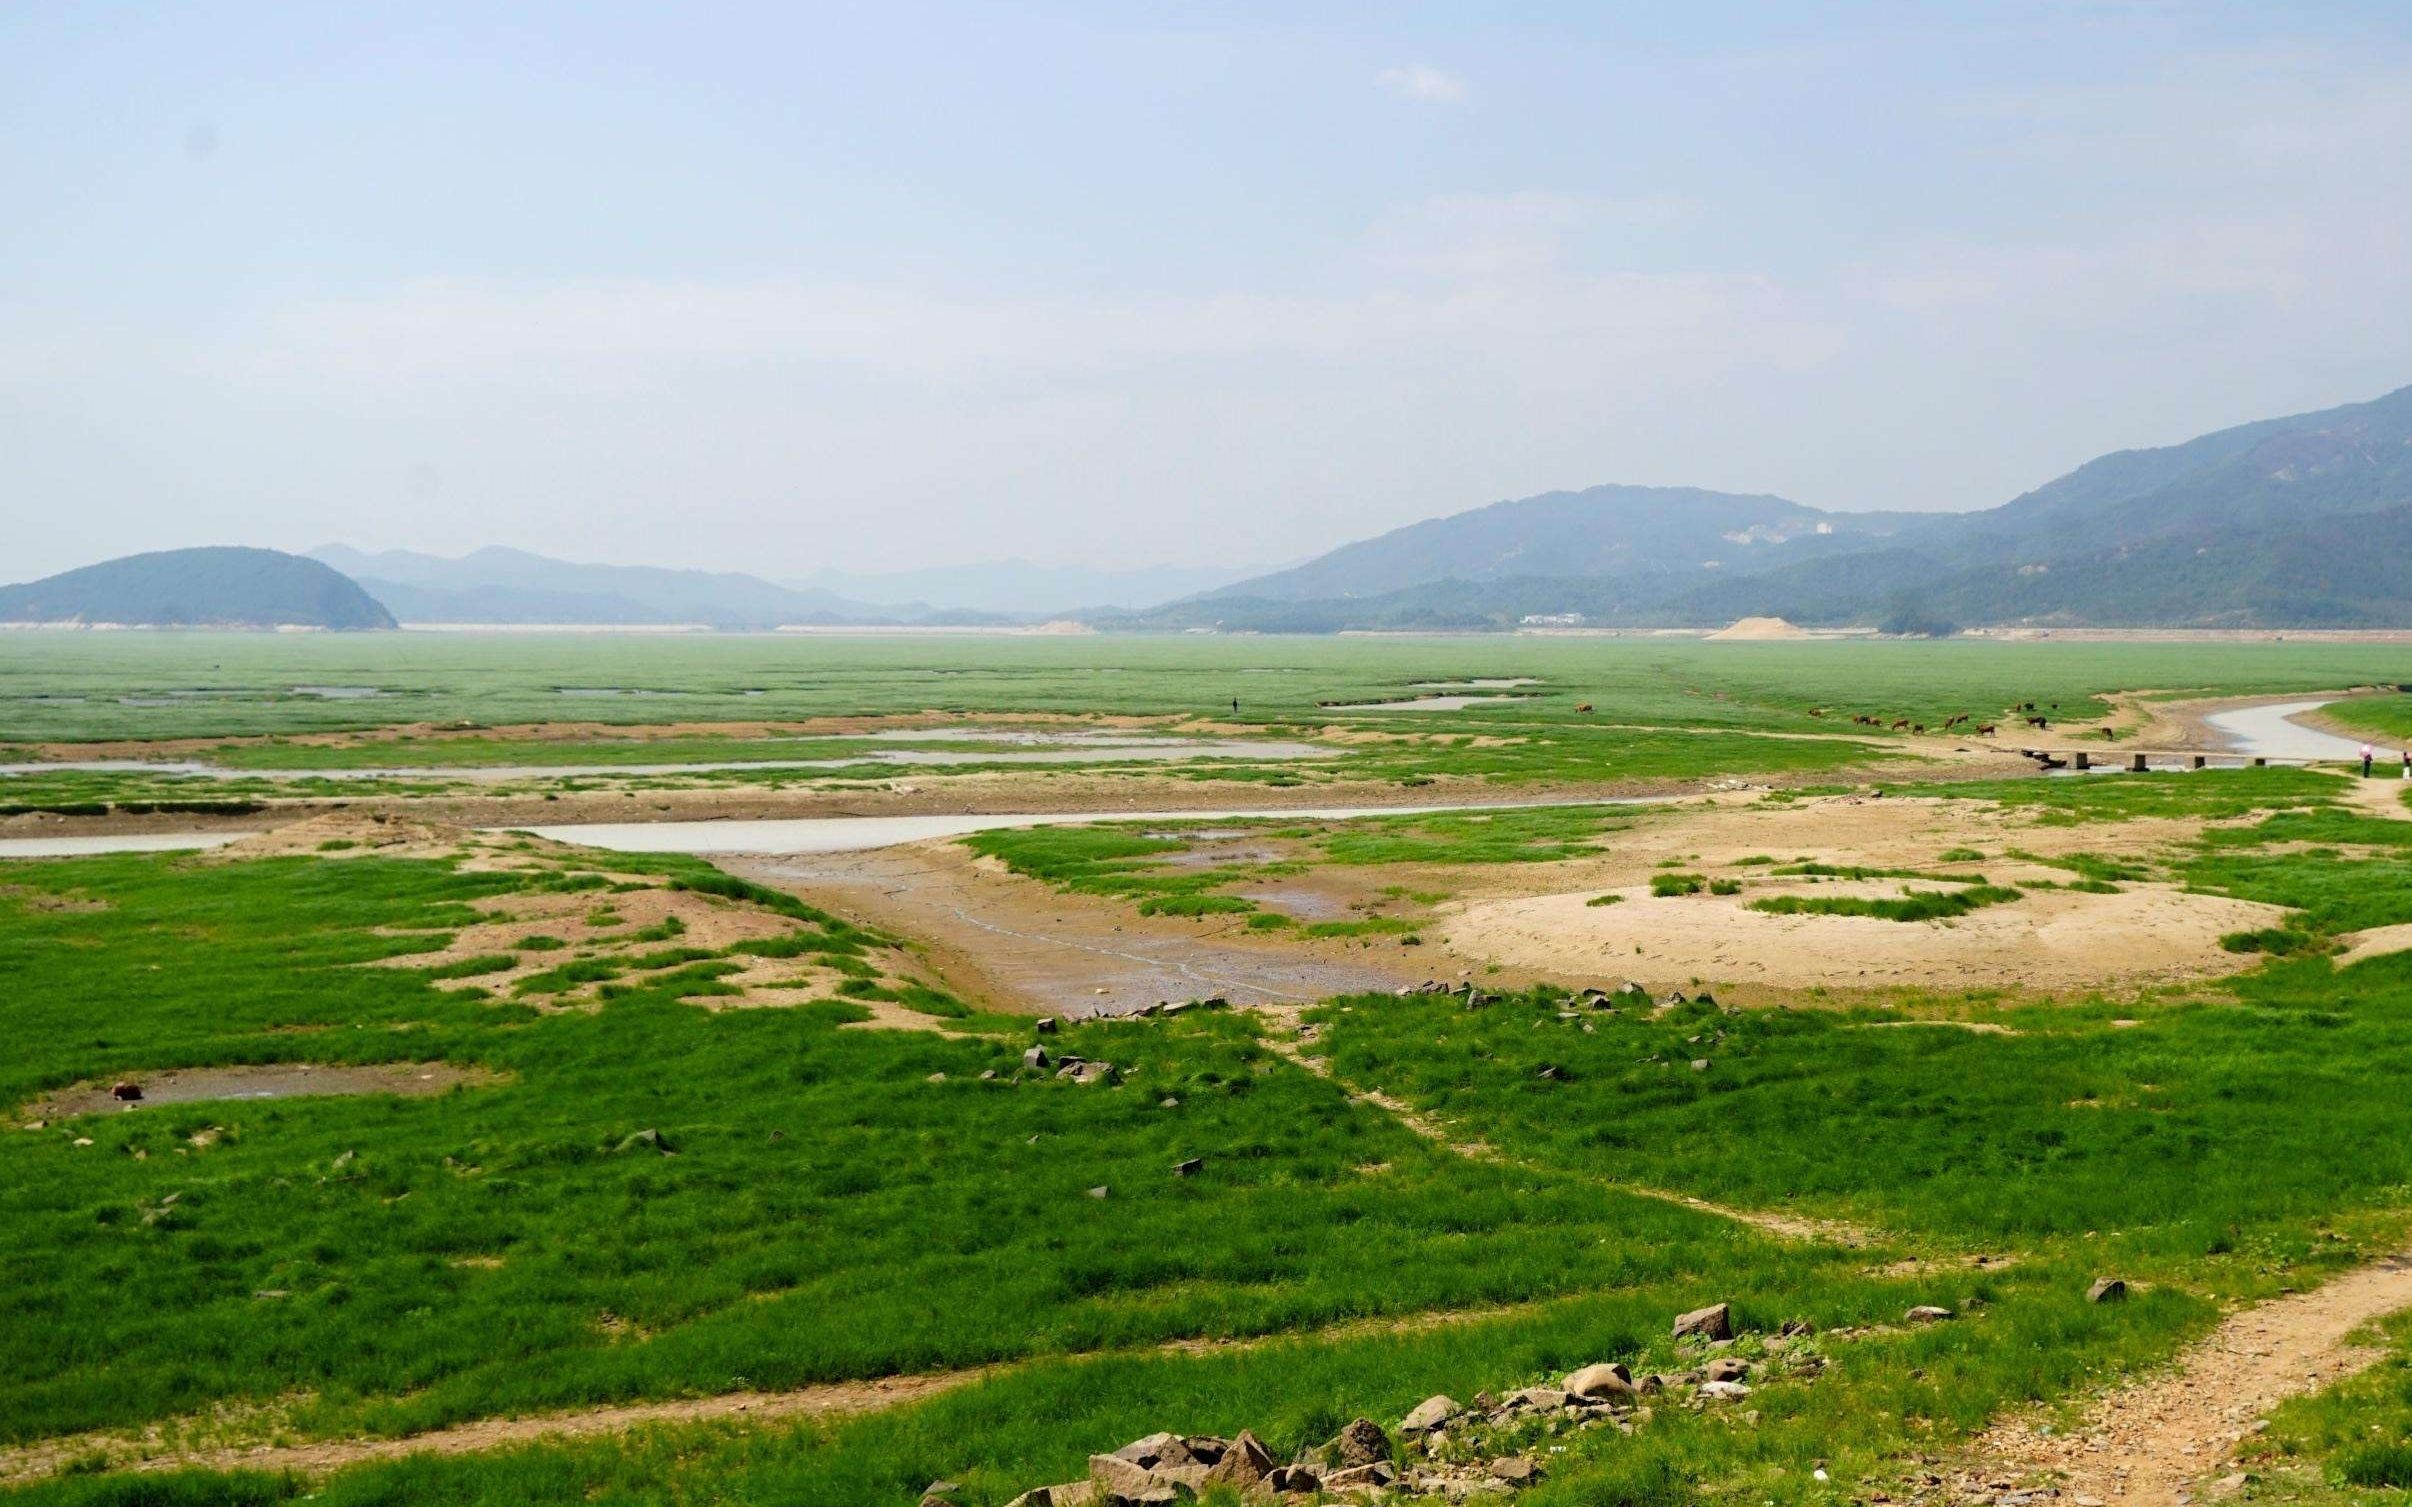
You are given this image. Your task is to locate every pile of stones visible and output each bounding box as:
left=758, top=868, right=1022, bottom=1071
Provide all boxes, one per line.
left=980, top=1302, right=1823, bottom=1506
left=1389, top=980, right=1714, bottom=1014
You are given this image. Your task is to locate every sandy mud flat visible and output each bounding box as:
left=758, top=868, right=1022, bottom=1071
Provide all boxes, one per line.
left=21, top=1061, right=499, bottom=1122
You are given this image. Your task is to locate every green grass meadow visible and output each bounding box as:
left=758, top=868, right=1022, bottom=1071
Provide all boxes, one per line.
left=9, top=638, right=2412, bottom=1505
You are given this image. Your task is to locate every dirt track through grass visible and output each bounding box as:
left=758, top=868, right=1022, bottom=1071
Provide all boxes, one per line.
left=1256, top=1006, right=1882, bottom=1247
left=0, top=1298, right=1556, bottom=1485
left=1966, top=1252, right=2412, bottom=1507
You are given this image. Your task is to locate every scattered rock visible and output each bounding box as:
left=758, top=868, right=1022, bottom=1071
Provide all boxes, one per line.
left=1024, top=1046, right=1054, bottom=1070
left=1328, top=1417, right=1392, bottom=1467
left=1704, top=1357, right=1750, bottom=1383
left=1563, top=1363, right=1636, bottom=1400
left=1088, top=1452, right=1166, bottom=1505
left=1323, top=1460, right=1398, bottom=1493
left=1905, top=1305, right=1956, bottom=1324
left=1399, top=1395, right=1461, bottom=1435
left=1172, top=1158, right=1203, bottom=1178
left=616, top=1128, right=672, bottom=1155
left=1696, top=1379, right=1752, bottom=1402
left=1535, top=1064, right=1567, bottom=1081
left=1491, top=1456, right=1543, bottom=1486
left=1266, top=1465, right=1319, bottom=1494
left=1086, top=1185, right=1110, bottom=1200
left=2087, top=1277, right=2128, bottom=1304
left=1209, top=1430, right=1275, bottom=1488
left=1675, top=1302, right=1734, bottom=1340
left=1503, top=1386, right=1571, bottom=1413
left=1110, top=1434, right=1182, bottom=1469
left=1690, top=1059, right=1711, bottom=1073
left=1035, top=1017, right=1059, bottom=1034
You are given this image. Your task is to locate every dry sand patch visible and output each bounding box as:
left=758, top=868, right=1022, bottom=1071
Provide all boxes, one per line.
left=2337, top=922, right=2412, bottom=968
left=1441, top=879, right=2289, bottom=994
left=22, top=1061, right=499, bottom=1122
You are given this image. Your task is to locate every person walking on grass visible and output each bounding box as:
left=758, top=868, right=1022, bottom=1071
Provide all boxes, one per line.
left=2363, top=742, right=2376, bottom=778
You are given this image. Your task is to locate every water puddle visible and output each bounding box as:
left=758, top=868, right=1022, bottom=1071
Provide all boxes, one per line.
left=2203, top=699, right=2379, bottom=761
left=1409, top=678, right=1542, bottom=690
left=0, top=833, right=253, bottom=859
left=1322, top=695, right=1535, bottom=712
left=0, top=739, right=1334, bottom=783
left=523, top=797, right=1654, bottom=856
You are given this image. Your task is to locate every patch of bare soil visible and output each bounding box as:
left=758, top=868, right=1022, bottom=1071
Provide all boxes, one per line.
left=1416, top=793, right=2271, bottom=998
left=2340, top=776, right=2412, bottom=823
left=21, top=1062, right=499, bottom=1122
left=725, top=841, right=1436, bottom=1017
left=1444, top=878, right=2287, bottom=995
left=1961, top=1252, right=2412, bottom=1507
left=1706, top=615, right=1809, bottom=641
left=2336, top=921, right=2412, bottom=968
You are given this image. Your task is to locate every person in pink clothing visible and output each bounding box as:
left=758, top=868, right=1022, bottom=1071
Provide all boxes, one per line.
left=2363, top=742, right=2375, bottom=777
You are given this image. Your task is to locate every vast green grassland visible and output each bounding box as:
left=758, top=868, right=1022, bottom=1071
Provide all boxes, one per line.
left=4, top=632, right=2407, bottom=744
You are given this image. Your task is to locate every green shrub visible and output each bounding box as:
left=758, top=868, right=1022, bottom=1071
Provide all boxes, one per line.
left=1749, top=885, right=2022, bottom=923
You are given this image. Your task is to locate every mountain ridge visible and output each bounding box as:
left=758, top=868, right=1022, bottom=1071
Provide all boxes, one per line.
left=0, top=547, right=396, bottom=630
left=1143, top=383, right=2412, bottom=630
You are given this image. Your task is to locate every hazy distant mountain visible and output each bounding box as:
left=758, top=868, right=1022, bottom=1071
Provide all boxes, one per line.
left=786, top=559, right=1270, bottom=615
left=1201, top=485, right=1885, bottom=605
left=310, top=545, right=910, bottom=629
left=1144, top=384, right=2412, bottom=630
left=0, top=547, right=396, bottom=629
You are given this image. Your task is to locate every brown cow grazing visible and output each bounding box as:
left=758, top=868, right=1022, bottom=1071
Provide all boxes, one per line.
left=1889, top=718, right=1910, bottom=730
left=2026, top=715, right=2048, bottom=729
left=1911, top=724, right=1926, bottom=733
left=1575, top=703, right=1594, bottom=713
left=1975, top=723, right=1997, bottom=736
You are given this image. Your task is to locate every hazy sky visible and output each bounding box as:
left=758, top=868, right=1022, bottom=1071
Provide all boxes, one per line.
left=7, top=2, right=2412, bottom=580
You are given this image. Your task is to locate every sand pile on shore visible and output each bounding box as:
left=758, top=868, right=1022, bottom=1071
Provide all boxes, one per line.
left=1706, top=616, right=1808, bottom=641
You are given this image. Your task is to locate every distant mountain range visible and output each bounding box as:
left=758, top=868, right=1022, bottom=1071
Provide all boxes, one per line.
left=0, top=547, right=395, bottom=630
left=784, top=560, right=1272, bottom=615
left=308, top=545, right=954, bottom=630
left=305, top=547, right=1251, bottom=626
left=15, top=384, right=2412, bottom=633
left=1127, top=383, right=2412, bottom=631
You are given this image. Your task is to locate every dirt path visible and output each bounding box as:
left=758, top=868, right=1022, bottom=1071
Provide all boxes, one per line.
left=725, top=843, right=1434, bottom=1016
left=1963, top=1252, right=2412, bottom=1506
left=0, top=1299, right=1553, bottom=1486
left=0, top=1369, right=985, bottom=1486
left=2340, top=776, right=2412, bottom=823
left=1258, top=1010, right=1876, bottom=1246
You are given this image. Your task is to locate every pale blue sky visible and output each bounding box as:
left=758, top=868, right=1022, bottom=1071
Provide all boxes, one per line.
left=7, top=2, right=2412, bottom=577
